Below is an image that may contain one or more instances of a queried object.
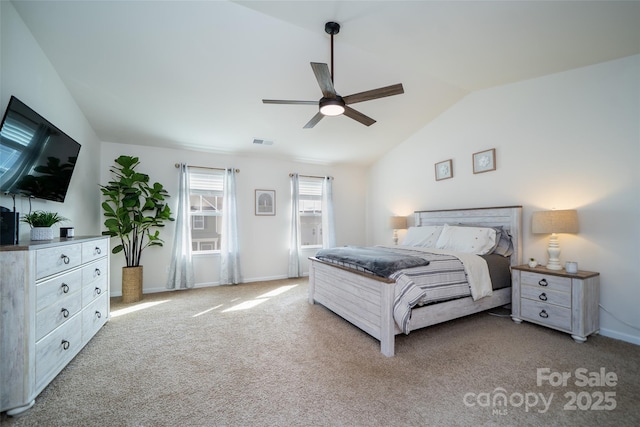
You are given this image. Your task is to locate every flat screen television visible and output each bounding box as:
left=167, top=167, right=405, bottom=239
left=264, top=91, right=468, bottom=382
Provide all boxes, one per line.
left=0, top=96, right=81, bottom=203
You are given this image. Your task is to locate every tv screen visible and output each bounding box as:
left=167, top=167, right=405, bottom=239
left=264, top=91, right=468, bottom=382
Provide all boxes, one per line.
left=0, top=96, right=81, bottom=203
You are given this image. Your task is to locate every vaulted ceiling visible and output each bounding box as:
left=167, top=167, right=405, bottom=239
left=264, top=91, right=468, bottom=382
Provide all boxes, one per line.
left=10, top=1, right=640, bottom=165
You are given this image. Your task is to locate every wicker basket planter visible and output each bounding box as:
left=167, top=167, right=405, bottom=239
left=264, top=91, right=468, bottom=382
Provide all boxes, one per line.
left=122, top=266, right=143, bottom=303
left=30, top=227, right=54, bottom=241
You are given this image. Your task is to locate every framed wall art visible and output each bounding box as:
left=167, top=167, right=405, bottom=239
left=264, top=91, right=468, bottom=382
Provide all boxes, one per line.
left=473, top=148, right=496, bottom=174
left=435, top=159, right=453, bottom=181
left=255, top=189, right=276, bottom=216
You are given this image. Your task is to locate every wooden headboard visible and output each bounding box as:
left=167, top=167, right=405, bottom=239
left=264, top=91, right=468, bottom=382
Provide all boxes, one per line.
left=413, top=206, right=523, bottom=267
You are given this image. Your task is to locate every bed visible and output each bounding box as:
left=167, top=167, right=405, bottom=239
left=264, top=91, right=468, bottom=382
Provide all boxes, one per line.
left=308, top=206, right=522, bottom=356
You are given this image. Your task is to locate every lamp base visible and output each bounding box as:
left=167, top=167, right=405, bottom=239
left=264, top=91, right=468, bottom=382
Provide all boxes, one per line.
left=546, top=233, right=563, bottom=270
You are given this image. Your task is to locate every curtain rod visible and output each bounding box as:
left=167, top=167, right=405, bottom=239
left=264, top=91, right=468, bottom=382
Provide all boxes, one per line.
left=289, top=173, right=333, bottom=180
left=175, top=163, right=239, bottom=173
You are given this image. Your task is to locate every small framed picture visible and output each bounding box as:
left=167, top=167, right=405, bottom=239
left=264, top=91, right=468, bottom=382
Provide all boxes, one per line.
left=473, top=148, right=496, bottom=174
left=255, top=190, right=275, bottom=216
left=435, top=159, right=453, bottom=181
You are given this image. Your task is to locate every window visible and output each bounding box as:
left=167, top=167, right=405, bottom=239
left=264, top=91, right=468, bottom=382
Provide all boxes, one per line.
left=188, top=169, right=223, bottom=253
left=298, top=177, right=323, bottom=247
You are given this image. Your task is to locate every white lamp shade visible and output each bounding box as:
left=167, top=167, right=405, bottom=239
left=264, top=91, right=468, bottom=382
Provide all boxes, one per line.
left=390, top=216, right=407, bottom=230
left=532, top=210, right=579, bottom=234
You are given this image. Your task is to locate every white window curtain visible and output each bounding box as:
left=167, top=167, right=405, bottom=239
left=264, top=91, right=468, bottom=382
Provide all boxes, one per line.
left=220, top=168, right=240, bottom=284
left=288, top=173, right=301, bottom=278
left=167, top=163, right=195, bottom=289
left=321, top=177, right=336, bottom=248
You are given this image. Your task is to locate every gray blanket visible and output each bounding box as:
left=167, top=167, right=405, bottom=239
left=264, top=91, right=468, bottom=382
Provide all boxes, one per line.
left=315, top=246, right=430, bottom=278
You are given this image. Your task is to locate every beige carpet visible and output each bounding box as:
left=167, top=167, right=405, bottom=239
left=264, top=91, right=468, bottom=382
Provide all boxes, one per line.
left=2, top=278, right=639, bottom=426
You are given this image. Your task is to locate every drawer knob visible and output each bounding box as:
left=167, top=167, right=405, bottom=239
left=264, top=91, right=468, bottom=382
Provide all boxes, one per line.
left=95, top=311, right=102, bottom=319
left=94, top=247, right=102, bottom=255
left=95, top=287, right=102, bottom=295
left=61, top=340, right=70, bottom=350
left=538, top=278, right=548, bottom=287
left=61, top=308, right=70, bottom=318
left=61, top=283, right=69, bottom=293
left=539, top=310, right=549, bottom=319
left=60, top=254, right=70, bottom=264
left=538, top=293, right=548, bottom=301
left=94, top=268, right=101, bottom=277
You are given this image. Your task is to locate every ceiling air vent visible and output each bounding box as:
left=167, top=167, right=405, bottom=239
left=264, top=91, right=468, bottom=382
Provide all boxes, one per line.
left=253, top=138, right=273, bottom=146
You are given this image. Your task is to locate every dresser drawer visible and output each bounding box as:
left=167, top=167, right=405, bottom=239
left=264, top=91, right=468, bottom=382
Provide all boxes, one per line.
left=36, top=244, right=82, bottom=280
left=521, top=285, right=571, bottom=308
left=82, top=271, right=108, bottom=306
left=36, top=269, right=83, bottom=311
left=520, top=271, right=571, bottom=293
left=35, top=290, right=82, bottom=341
left=82, top=258, right=108, bottom=287
left=35, top=314, right=82, bottom=391
left=521, top=299, right=571, bottom=331
left=82, top=239, right=108, bottom=263
left=83, top=293, right=109, bottom=344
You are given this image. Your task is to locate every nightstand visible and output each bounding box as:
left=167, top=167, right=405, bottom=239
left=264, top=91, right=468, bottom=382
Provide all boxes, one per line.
left=511, top=265, right=600, bottom=343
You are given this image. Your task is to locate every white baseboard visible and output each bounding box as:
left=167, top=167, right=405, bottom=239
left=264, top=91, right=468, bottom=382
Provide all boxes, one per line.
left=110, top=274, right=309, bottom=297
left=599, top=328, right=640, bottom=346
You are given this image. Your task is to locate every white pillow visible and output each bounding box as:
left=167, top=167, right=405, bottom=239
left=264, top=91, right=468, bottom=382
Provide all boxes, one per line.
left=401, top=226, right=443, bottom=248
left=435, top=224, right=497, bottom=255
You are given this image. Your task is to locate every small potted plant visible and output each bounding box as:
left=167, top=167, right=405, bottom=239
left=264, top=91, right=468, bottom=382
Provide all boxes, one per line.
left=21, top=210, right=68, bottom=241
left=528, top=258, right=538, bottom=268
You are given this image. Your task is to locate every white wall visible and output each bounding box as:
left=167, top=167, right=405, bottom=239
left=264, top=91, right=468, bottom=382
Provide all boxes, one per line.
left=2, top=0, right=368, bottom=297
left=100, top=142, right=367, bottom=295
left=0, top=1, right=102, bottom=241
left=368, top=55, right=640, bottom=345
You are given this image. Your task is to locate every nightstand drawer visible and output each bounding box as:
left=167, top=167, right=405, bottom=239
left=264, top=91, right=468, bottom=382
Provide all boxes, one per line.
left=521, top=285, right=571, bottom=308
left=520, top=271, right=571, bottom=293
left=521, top=299, right=571, bottom=331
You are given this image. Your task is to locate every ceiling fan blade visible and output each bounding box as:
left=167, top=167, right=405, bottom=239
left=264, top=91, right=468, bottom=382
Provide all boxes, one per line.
left=262, top=99, right=318, bottom=105
left=310, top=62, right=337, bottom=98
left=343, top=106, right=376, bottom=127
left=303, top=112, right=324, bottom=129
left=343, top=83, right=404, bottom=105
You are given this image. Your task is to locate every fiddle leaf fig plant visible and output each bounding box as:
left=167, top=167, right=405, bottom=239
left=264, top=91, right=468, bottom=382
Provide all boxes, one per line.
left=100, top=155, right=174, bottom=267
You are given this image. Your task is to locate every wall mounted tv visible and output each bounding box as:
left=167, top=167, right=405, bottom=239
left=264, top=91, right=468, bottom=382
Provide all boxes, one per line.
left=0, top=96, right=81, bottom=203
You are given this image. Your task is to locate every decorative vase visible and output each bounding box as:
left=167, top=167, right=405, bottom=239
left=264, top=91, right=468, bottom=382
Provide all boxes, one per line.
left=528, top=259, right=538, bottom=268
left=31, top=227, right=54, bottom=241
left=122, top=266, right=143, bottom=303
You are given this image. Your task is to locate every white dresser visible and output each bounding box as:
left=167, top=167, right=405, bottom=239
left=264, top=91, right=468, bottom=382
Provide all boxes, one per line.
left=0, top=236, right=110, bottom=415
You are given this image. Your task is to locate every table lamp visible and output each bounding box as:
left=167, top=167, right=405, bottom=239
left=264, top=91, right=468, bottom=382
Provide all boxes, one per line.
left=390, top=216, right=407, bottom=245
left=531, top=209, right=578, bottom=270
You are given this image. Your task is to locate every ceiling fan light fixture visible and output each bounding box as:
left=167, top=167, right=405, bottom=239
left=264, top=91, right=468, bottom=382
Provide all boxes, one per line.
left=319, top=97, right=345, bottom=116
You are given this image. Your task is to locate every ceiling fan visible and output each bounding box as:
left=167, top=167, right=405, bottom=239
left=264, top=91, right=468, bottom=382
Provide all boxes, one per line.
left=262, top=21, right=404, bottom=128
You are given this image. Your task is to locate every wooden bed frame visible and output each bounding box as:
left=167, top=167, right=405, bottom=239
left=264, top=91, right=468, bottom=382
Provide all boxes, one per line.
left=308, top=206, right=523, bottom=356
